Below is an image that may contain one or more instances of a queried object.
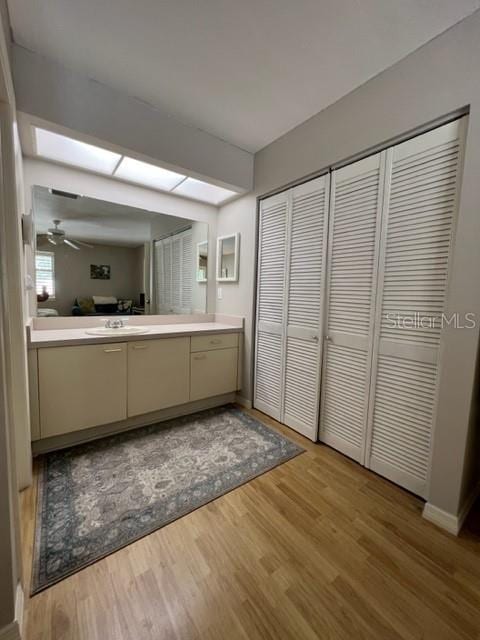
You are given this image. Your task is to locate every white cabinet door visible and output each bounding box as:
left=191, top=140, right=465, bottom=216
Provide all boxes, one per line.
left=190, top=348, right=238, bottom=401
left=319, top=153, right=385, bottom=462
left=39, top=343, right=127, bottom=438
left=283, top=176, right=329, bottom=439
left=127, top=337, right=190, bottom=417
left=254, top=191, right=288, bottom=421
left=365, top=118, right=467, bottom=497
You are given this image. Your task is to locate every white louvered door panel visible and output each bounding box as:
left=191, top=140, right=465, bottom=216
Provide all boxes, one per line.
left=162, top=238, right=173, bottom=313
left=171, top=236, right=182, bottom=313
left=366, top=117, right=467, bottom=497
left=181, top=230, right=193, bottom=313
left=283, top=176, right=329, bottom=439
left=320, top=153, right=385, bottom=462
left=154, top=240, right=164, bottom=314
left=254, top=191, right=288, bottom=421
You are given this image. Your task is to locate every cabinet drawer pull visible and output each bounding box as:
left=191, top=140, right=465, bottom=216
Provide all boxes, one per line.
left=133, top=345, right=148, bottom=350
left=103, top=348, right=122, bottom=353
left=193, top=354, right=207, bottom=360
left=210, top=338, right=222, bottom=345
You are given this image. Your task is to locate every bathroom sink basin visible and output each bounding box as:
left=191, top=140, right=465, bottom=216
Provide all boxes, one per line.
left=85, top=326, right=150, bottom=337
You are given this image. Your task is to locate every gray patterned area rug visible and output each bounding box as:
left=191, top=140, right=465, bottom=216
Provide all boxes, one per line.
left=32, top=404, right=303, bottom=593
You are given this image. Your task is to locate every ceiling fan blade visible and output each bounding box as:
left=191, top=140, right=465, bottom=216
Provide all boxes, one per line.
left=47, top=230, right=54, bottom=236
left=64, top=238, right=80, bottom=250
left=74, top=239, right=94, bottom=249
left=47, top=237, right=57, bottom=246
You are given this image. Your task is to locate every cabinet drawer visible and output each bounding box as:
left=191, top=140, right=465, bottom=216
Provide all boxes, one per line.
left=190, top=347, right=238, bottom=401
left=127, top=337, right=189, bottom=417
left=191, top=332, right=239, bottom=352
left=39, top=343, right=127, bottom=438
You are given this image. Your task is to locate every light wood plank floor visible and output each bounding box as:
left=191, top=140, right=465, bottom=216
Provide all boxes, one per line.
left=21, top=408, right=480, bottom=640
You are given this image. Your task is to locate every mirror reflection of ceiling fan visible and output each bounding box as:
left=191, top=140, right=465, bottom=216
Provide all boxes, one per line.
left=46, top=220, right=93, bottom=250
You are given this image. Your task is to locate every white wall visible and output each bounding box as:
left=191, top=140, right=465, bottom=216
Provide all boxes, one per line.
left=0, top=105, right=22, bottom=634
left=216, top=194, right=256, bottom=403
left=36, top=239, right=144, bottom=315
left=0, top=1, right=24, bottom=632
left=23, top=157, right=218, bottom=316
left=219, top=10, right=480, bottom=521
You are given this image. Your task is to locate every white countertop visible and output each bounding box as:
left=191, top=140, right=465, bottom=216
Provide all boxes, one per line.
left=29, top=321, right=243, bottom=348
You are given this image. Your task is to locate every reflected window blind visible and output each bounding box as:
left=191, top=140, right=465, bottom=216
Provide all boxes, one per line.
left=35, top=251, right=55, bottom=296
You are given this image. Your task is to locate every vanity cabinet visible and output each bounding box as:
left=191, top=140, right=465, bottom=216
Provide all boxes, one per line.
left=32, top=330, right=242, bottom=442
left=38, top=343, right=127, bottom=438
left=190, top=346, right=239, bottom=401
left=127, top=337, right=190, bottom=416
left=191, top=332, right=238, bottom=352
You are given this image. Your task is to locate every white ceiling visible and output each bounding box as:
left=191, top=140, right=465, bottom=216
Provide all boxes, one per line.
left=8, top=1, right=480, bottom=152
left=33, top=186, right=191, bottom=246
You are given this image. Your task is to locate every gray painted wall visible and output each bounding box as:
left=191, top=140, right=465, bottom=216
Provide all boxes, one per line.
left=219, top=10, right=480, bottom=518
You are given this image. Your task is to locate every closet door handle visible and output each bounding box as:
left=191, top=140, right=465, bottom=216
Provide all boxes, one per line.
left=325, top=335, right=332, bottom=342
left=104, top=348, right=122, bottom=353
left=311, top=335, right=319, bottom=343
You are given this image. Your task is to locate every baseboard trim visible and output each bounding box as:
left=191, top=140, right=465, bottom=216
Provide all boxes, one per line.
left=423, top=480, right=480, bottom=536
left=422, top=503, right=460, bottom=535
left=235, top=395, right=252, bottom=409
left=0, top=621, right=21, bottom=640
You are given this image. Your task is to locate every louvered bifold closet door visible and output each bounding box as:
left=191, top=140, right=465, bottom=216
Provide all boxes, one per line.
left=180, top=230, right=193, bottom=313
left=163, top=238, right=173, bottom=313
left=254, top=192, right=288, bottom=420
left=171, top=235, right=182, bottom=313
left=366, top=118, right=467, bottom=497
left=154, top=240, right=165, bottom=313
left=283, top=176, right=329, bottom=439
left=319, top=153, right=385, bottom=462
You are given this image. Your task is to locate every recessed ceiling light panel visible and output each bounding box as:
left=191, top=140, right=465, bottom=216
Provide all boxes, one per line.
left=35, top=128, right=121, bottom=174
left=114, top=157, right=185, bottom=191
left=173, top=178, right=237, bottom=204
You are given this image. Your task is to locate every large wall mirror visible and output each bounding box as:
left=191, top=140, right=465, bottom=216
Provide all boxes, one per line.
left=32, top=186, right=208, bottom=317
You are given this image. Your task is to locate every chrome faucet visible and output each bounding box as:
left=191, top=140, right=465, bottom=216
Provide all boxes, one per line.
left=104, top=318, right=126, bottom=329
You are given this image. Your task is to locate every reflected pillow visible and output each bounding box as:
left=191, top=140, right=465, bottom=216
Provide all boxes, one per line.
left=76, top=297, right=95, bottom=314
left=117, top=299, right=133, bottom=313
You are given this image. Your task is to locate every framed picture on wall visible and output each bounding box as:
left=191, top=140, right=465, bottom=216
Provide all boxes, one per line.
left=90, top=264, right=111, bottom=280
